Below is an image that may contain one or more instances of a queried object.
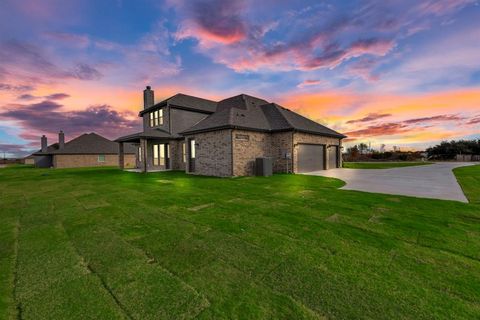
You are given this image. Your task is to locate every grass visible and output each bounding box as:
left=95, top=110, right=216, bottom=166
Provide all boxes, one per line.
left=1, top=165, right=480, bottom=319
left=343, top=161, right=433, bottom=169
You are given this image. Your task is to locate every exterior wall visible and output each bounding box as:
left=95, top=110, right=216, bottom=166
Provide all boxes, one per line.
left=231, top=130, right=294, bottom=176
left=169, top=108, right=209, bottom=135
left=136, top=139, right=185, bottom=171
left=140, top=139, right=178, bottom=171
left=185, top=129, right=232, bottom=177
left=34, top=155, right=53, bottom=168
left=142, top=106, right=170, bottom=133
left=53, top=154, right=135, bottom=169
left=271, top=132, right=294, bottom=173
left=293, top=132, right=342, bottom=172
left=169, top=139, right=186, bottom=170
left=24, top=158, right=35, bottom=165
left=232, top=130, right=272, bottom=176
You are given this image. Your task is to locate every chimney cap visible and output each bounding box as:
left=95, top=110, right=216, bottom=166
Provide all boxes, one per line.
left=59, top=130, right=64, bottom=133
left=146, top=86, right=151, bottom=90
left=42, top=135, right=46, bottom=138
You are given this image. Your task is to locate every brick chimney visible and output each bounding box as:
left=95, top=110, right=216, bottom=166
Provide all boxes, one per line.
left=58, top=130, right=65, bottom=149
left=41, top=135, right=47, bottom=153
left=143, top=86, right=154, bottom=109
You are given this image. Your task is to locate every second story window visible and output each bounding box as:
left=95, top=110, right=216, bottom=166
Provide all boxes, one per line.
left=149, top=109, right=164, bottom=127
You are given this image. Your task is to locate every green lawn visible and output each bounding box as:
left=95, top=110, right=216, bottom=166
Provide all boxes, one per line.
left=343, top=161, right=433, bottom=169
left=1, top=165, right=480, bottom=319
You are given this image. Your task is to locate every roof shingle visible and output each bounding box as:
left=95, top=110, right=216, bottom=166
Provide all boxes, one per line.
left=181, top=94, right=345, bottom=138
left=139, top=93, right=217, bottom=115
left=33, top=133, right=136, bottom=155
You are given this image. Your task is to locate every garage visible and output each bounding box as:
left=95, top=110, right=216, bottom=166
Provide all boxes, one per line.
left=328, top=145, right=339, bottom=169
left=297, top=144, right=325, bottom=173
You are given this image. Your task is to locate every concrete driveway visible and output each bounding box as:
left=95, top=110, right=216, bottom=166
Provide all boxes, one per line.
left=305, top=162, right=477, bottom=202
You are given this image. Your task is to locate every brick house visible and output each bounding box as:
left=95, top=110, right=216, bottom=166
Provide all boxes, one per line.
left=33, top=131, right=136, bottom=168
left=116, top=86, right=346, bottom=176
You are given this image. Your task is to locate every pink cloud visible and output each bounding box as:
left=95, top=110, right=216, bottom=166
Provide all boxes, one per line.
left=43, top=32, right=91, bottom=49
left=175, top=0, right=247, bottom=45
left=403, top=114, right=464, bottom=124
left=416, top=0, right=475, bottom=16
left=346, top=113, right=392, bottom=124
left=345, top=123, right=409, bottom=137
left=0, top=100, right=141, bottom=145
left=297, top=79, right=322, bottom=88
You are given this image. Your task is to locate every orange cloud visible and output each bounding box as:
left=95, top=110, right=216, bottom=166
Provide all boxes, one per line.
left=279, top=88, right=480, bottom=148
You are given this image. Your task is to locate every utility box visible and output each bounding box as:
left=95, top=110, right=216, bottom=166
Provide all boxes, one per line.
left=255, top=157, right=273, bottom=176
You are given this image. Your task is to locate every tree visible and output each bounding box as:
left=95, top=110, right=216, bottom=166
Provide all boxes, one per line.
left=426, top=140, right=480, bottom=160
left=358, top=143, right=368, bottom=154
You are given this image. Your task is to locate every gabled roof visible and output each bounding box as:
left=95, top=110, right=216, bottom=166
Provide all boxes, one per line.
left=181, top=94, right=346, bottom=138
left=139, top=93, right=217, bottom=116
left=33, top=133, right=136, bottom=155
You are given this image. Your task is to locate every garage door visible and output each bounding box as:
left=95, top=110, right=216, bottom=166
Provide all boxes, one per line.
left=328, top=146, right=338, bottom=169
left=297, top=144, right=324, bottom=173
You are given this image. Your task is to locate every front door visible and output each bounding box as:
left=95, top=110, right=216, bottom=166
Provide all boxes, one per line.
left=189, top=139, right=195, bottom=172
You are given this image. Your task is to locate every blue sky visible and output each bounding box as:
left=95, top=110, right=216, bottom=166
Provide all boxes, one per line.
left=0, top=0, right=479, bottom=156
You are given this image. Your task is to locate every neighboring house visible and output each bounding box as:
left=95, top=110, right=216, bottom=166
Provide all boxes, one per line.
left=23, top=155, right=35, bottom=165
left=116, top=86, right=346, bottom=176
left=33, top=131, right=136, bottom=168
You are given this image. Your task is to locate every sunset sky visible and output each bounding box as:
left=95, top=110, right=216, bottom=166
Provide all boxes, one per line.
left=0, top=0, right=479, bottom=157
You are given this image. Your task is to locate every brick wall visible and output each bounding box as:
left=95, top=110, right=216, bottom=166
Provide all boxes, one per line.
left=271, top=131, right=294, bottom=173
left=231, top=130, right=294, bottom=176
left=53, top=154, right=136, bottom=169
left=169, top=140, right=186, bottom=170
left=232, top=130, right=272, bottom=176
left=186, top=129, right=232, bottom=177
left=293, top=132, right=342, bottom=172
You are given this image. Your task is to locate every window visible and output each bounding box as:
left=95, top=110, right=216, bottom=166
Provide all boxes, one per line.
left=149, top=112, right=154, bottom=127
left=149, top=109, right=164, bottom=127
left=98, top=154, right=105, bottom=162
left=190, top=139, right=196, bottom=159
left=152, top=144, right=166, bottom=166
left=159, top=144, right=165, bottom=165
left=153, top=144, right=159, bottom=165
left=182, top=142, right=186, bottom=163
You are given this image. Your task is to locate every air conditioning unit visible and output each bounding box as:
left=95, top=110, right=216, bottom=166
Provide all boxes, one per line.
left=255, top=157, right=273, bottom=176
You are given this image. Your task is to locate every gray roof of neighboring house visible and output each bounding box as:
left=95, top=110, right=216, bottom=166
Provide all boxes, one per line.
left=181, top=94, right=346, bottom=138
left=139, top=93, right=217, bottom=116
left=115, top=128, right=182, bottom=142
left=33, top=132, right=136, bottom=155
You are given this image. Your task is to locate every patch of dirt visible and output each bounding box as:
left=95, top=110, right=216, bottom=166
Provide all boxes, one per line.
left=156, top=180, right=173, bottom=184
left=368, top=214, right=383, bottom=224
left=375, top=207, right=390, bottom=213
left=188, top=203, right=214, bottom=211
left=82, top=199, right=111, bottom=210
left=298, top=189, right=315, bottom=196
left=325, top=214, right=340, bottom=223
left=387, top=197, right=401, bottom=202
left=70, top=190, right=95, bottom=197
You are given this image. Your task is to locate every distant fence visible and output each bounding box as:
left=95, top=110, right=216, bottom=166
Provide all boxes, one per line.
left=455, top=154, right=480, bottom=162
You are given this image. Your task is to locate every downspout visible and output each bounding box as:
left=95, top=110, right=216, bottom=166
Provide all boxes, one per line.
left=231, top=129, right=234, bottom=176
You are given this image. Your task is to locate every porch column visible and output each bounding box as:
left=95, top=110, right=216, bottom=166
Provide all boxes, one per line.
left=119, top=142, right=125, bottom=170
left=140, top=138, right=148, bottom=173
